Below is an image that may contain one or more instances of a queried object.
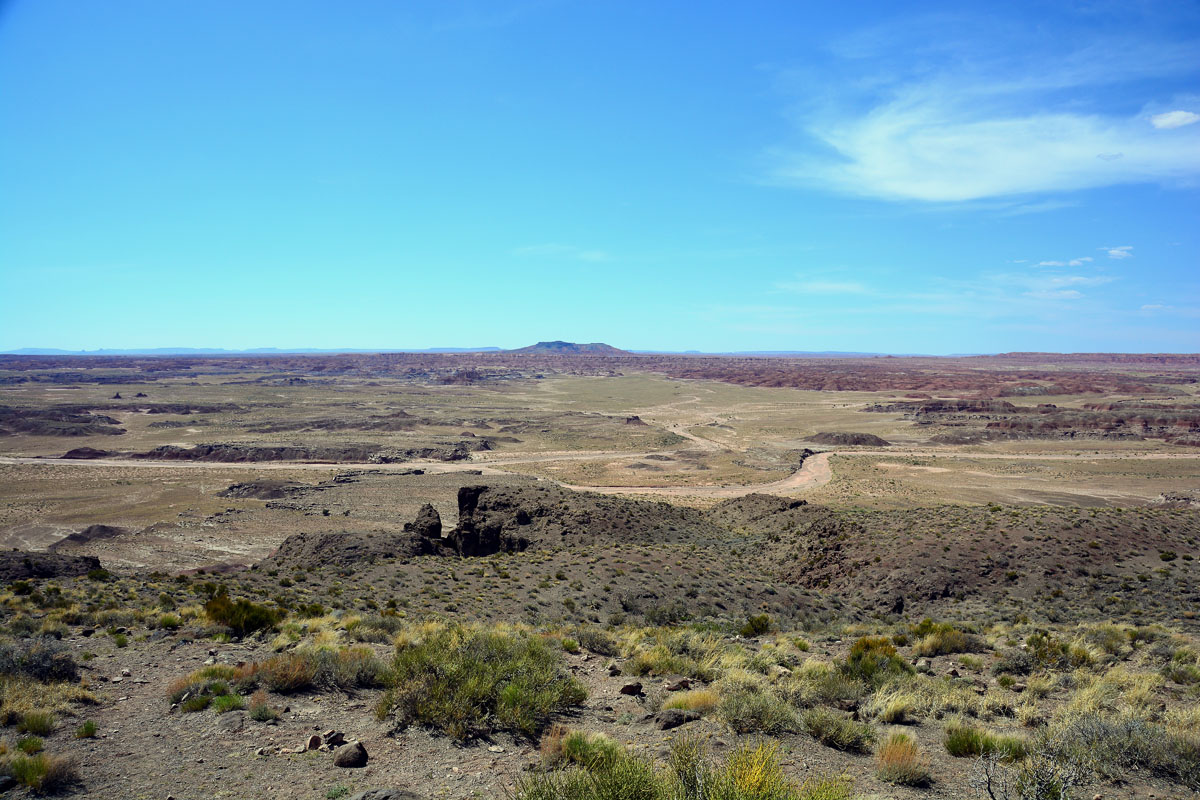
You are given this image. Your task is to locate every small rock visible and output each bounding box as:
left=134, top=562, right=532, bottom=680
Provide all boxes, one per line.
left=346, top=791, right=424, bottom=800
left=655, top=709, right=700, bottom=730
left=323, top=730, right=345, bottom=747
left=608, top=665, right=622, bottom=677
left=665, top=679, right=691, bottom=692
left=334, top=740, right=369, bottom=768
left=255, top=747, right=267, bottom=756
left=488, top=745, right=503, bottom=753
left=217, top=712, right=245, bottom=734
left=121, top=668, right=131, bottom=677
left=0, top=776, right=16, bottom=791
left=306, top=734, right=322, bottom=751
left=619, top=682, right=643, bottom=696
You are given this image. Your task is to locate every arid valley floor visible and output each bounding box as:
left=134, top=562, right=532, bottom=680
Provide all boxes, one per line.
left=0, top=349, right=1198, bottom=799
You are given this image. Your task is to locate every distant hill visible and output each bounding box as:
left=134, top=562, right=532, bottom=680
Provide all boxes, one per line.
left=2, top=347, right=502, bottom=356
left=509, top=341, right=629, bottom=355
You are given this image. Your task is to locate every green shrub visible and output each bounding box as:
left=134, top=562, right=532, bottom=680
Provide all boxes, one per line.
left=376, top=623, right=586, bottom=741
left=17, top=711, right=55, bottom=735
left=5, top=753, right=79, bottom=792
left=213, top=693, right=245, bottom=713
left=912, top=623, right=985, bottom=657
left=718, top=687, right=801, bottom=734
left=181, top=695, right=211, bottom=713
left=204, top=593, right=281, bottom=637
left=739, top=614, right=772, bottom=637
left=943, top=720, right=1026, bottom=760
left=840, top=637, right=912, bottom=685
left=75, top=720, right=98, bottom=738
left=801, top=707, right=874, bottom=752
left=17, top=735, right=43, bottom=754
left=516, top=735, right=852, bottom=800
left=159, top=614, right=182, bottom=630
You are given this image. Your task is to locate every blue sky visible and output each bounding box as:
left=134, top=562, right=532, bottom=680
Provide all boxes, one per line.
left=1, top=1, right=1197, bottom=354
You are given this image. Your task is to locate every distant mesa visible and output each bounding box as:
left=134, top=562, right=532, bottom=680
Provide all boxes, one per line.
left=508, top=341, right=629, bottom=355
left=808, top=432, right=891, bottom=447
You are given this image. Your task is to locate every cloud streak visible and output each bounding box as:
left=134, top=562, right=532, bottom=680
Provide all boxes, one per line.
left=768, top=20, right=1200, bottom=202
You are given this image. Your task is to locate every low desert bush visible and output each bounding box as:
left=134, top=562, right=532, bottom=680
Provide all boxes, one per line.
left=3, top=752, right=79, bottom=792
left=376, top=623, right=586, bottom=741
left=17, top=711, right=55, bottom=736
left=943, top=720, right=1026, bottom=760
left=75, top=720, right=98, bottom=738
left=541, top=726, right=623, bottom=771
left=839, top=637, right=912, bottom=686
left=0, top=638, right=78, bottom=683
left=875, top=731, right=931, bottom=786
left=912, top=623, right=985, bottom=658
left=248, top=689, right=281, bottom=722
left=213, top=693, right=245, bottom=713
left=1045, top=713, right=1200, bottom=790
left=203, top=593, right=281, bottom=637
left=515, top=735, right=853, bottom=800
left=574, top=628, right=618, bottom=657
left=801, top=707, right=874, bottom=752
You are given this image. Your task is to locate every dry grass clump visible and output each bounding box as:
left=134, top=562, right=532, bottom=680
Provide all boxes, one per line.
left=662, top=689, right=719, bottom=714
left=540, top=725, right=622, bottom=770
left=875, top=731, right=931, bottom=786
left=943, top=719, right=1027, bottom=760
left=910, top=621, right=986, bottom=658
left=0, top=676, right=96, bottom=722
left=2, top=752, right=79, bottom=793
left=516, top=735, right=853, bottom=800
left=801, top=707, right=874, bottom=752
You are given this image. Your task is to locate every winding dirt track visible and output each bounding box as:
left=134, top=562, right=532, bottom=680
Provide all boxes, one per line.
left=2, top=448, right=1197, bottom=501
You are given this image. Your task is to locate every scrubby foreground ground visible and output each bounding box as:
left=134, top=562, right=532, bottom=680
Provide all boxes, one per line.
left=0, top=491, right=1196, bottom=798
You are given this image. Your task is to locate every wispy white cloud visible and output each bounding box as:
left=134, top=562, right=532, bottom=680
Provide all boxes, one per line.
left=512, top=243, right=609, bottom=262
left=767, top=24, right=1200, bottom=201
left=1036, top=256, right=1093, bottom=267
left=1103, top=245, right=1134, bottom=259
left=1151, top=110, right=1200, bottom=129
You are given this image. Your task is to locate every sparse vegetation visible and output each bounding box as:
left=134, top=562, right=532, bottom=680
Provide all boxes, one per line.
left=376, top=623, right=586, bottom=740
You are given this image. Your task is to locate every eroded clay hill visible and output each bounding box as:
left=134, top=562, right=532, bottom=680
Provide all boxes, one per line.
left=259, top=482, right=1200, bottom=627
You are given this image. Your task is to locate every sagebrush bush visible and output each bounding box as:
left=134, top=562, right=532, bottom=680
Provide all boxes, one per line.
left=839, top=637, right=912, bottom=686
left=376, top=623, right=586, bottom=740
left=0, top=638, right=79, bottom=682
left=573, top=628, right=618, bottom=657
left=1046, top=713, right=1200, bottom=790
